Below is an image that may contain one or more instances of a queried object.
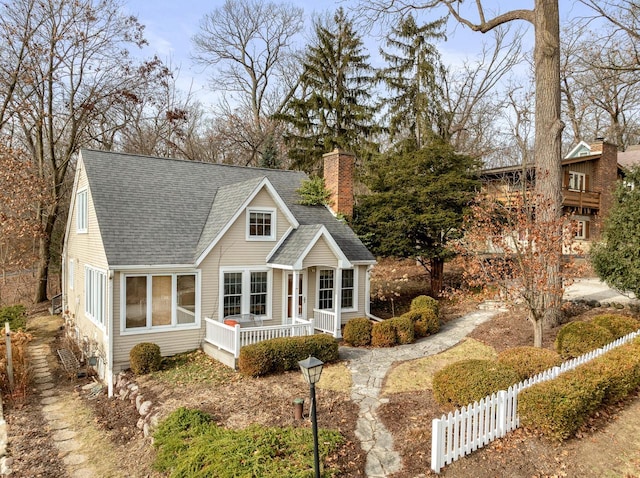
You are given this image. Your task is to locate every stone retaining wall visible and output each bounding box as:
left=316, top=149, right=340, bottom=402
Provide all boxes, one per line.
left=112, top=372, right=160, bottom=438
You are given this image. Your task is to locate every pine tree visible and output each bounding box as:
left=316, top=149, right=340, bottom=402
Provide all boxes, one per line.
left=280, top=8, right=378, bottom=173
left=259, top=135, right=280, bottom=169
left=378, top=14, right=448, bottom=150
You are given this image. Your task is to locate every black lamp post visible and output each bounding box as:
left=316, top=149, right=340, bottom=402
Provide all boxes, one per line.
left=298, top=355, right=324, bottom=478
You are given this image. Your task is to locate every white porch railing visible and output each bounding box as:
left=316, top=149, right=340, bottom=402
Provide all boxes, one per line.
left=204, top=317, right=314, bottom=359
left=313, top=308, right=341, bottom=337
left=431, top=328, right=640, bottom=473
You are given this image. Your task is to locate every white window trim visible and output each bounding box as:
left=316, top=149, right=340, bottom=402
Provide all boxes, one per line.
left=84, top=265, right=106, bottom=330
left=246, top=207, right=276, bottom=241
left=219, top=266, right=272, bottom=320
left=76, top=189, right=88, bottom=233
left=68, top=258, right=74, bottom=290
left=575, top=219, right=588, bottom=239
left=315, top=267, right=359, bottom=312
left=568, top=171, right=586, bottom=192
left=120, top=271, right=201, bottom=335
left=341, top=268, right=358, bottom=312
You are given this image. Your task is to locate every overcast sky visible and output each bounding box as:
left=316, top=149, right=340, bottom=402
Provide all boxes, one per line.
left=123, top=0, right=594, bottom=107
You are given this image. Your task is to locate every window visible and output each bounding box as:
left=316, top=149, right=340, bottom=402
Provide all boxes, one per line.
left=575, top=220, right=589, bottom=239
left=68, top=259, right=74, bottom=290
left=568, top=171, right=586, bottom=192
left=123, top=273, right=199, bottom=331
left=341, top=269, right=354, bottom=309
left=246, top=208, right=275, bottom=240
left=318, top=269, right=334, bottom=310
left=77, top=189, right=88, bottom=232
left=222, top=269, right=271, bottom=318
left=85, top=266, right=106, bottom=326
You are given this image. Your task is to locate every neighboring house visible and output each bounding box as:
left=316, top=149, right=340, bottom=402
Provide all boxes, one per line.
left=479, top=139, right=622, bottom=253
left=62, top=149, right=375, bottom=395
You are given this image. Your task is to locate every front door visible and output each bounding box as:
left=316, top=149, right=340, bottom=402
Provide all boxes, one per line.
left=286, top=272, right=306, bottom=322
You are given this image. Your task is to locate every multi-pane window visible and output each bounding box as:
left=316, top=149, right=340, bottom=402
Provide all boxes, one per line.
left=77, top=189, right=88, bottom=232
left=222, top=269, right=270, bottom=318
left=247, top=209, right=275, bottom=240
left=318, top=269, right=334, bottom=310
left=575, top=220, right=589, bottom=239
left=124, top=273, right=198, bottom=331
left=85, top=266, right=106, bottom=326
left=341, top=269, right=354, bottom=309
left=568, top=171, right=586, bottom=192
left=250, top=272, right=268, bottom=315
left=223, top=272, right=243, bottom=317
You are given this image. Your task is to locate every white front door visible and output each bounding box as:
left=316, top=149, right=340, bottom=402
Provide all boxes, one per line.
left=286, top=272, right=306, bottom=322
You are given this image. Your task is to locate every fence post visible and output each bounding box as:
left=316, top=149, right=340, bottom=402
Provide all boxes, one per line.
left=234, top=324, right=241, bottom=359
left=497, top=390, right=507, bottom=437
left=431, top=417, right=444, bottom=473
left=309, top=318, right=314, bottom=336
left=5, top=323, right=13, bottom=391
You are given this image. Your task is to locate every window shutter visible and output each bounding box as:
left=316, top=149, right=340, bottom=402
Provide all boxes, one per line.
left=585, top=174, right=590, bottom=192
left=585, top=221, right=590, bottom=239
left=563, top=170, right=570, bottom=188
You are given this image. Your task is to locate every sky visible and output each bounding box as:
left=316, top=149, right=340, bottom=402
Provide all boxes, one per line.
left=122, top=0, right=595, bottom=108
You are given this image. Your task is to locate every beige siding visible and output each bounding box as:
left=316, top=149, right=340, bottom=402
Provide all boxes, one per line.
left=302, top=237, right=338, bottom=269
left=64, top=158, right=110, bottom=357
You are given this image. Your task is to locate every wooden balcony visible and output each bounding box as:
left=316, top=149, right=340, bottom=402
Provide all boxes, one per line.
left=562, top=188, right=600, bottom=210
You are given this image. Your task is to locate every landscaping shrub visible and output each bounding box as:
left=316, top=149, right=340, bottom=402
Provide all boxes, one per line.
left=0, top=305, right=27, bottom=331
left=343, top=317, right=373, bottom=346
left=129, top=342, right=162, bottom=375
left=592, top=314, right=640, bottom=339
left=389, top=316, right=415, bottom=345
left=518, top=371, right=605, bottom=440
left=497, top=346, right=562, bottom=381
left=371, top=320, right=397, bottom=347
left=580, top=342, right=640, bottom=404
left=410, top=295, right=439, bottom=315
left=154, top=407, right=343, bottom=477
left=401, top=307, right=439, bottom=338
left=238, top=334, right=338, bottom=377
left=554, top=321, right=614, bottom=359
left=432, top=359, right=520, bottom=408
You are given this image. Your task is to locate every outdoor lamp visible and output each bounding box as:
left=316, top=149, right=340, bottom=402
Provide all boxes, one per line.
left=298, top=355, right=324, bottom=478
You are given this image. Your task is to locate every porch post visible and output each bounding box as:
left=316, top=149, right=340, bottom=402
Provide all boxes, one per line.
left=292, top=270, right=299, bottom=323
left=334, top=267, right=342, bottom=338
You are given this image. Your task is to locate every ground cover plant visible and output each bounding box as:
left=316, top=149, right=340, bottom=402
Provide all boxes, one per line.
left=153, top=407, right=344, bottom=478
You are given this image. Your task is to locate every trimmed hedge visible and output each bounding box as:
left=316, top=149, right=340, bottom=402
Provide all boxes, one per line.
left=130, top=342, right=162, bottom=375
left=401, top=308, right=439, bottom=338
left=238, top=334, right=338, bottom=377
left=389, top=316, right=414, bottom=345
left=592, top=314, right=640, bottom=339
left=432, top=359, right=520, bottom=408
left=371, top=320, right=397, bottom=347
left=343, top=317, right=373, bottom=346
left=497, top=347, right=562, bottom=381
left=554, top=321, right=614, bottom=359
left=410, top=295, right=439, bottom=315
left=519, top=341, right=640, bottom=440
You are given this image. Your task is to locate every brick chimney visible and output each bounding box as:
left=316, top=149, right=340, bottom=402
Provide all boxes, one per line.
left=590, top=138, right=618, bottom=239
left=323, top=148, right=355, bottom=217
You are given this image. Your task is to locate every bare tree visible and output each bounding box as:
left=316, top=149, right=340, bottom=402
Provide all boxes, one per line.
left=359, top=0, right=566, bottom=324
left=0, top=0, right=169, bottom=302
left=192, top=0, right=304, bottom=165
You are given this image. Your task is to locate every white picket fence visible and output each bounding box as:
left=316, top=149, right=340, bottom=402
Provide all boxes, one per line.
left=431, top=328, right=640, bottom=473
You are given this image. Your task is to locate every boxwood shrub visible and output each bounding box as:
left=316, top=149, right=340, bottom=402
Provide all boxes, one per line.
left=389, top=316, right=414, bottom=345
left=410, top=295, right=439, bottom=315
left=129, top=342, right=162, bottom=375
left=432, top=359, right=520, bottom=408
left=238, top=334, right=338, bottom=377
left=497, top=346, right=562, bottom=381
left=371, top=320, right=397, bottom=347
left=401, top=308, right=439, bottom=338
left=554, top=321, right=614, bottom=359
left=592, top=314, right=640, bottom=339
left=343, top=317, right=373, bottom=346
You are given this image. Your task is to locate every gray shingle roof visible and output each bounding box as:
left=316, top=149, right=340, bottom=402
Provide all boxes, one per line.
left=80, top=149, right=375, bottom=266
left=267, top=224, right=323, bottom=266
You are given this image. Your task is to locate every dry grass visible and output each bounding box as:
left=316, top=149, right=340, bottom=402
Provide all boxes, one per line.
left=318, top=362, right=352, bottom=392
left=381, top=339, right=496, bottom=395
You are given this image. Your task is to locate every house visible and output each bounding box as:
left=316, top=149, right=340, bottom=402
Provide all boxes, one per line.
left=62, top=149, right=375, bottom=395
left=479, top=139, right=621, bottom=252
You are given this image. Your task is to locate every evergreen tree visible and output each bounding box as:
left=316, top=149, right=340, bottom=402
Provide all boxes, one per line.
left=590, top=168, right=640, bottom=297
left=280, top=8, right=378, bottom=173
left=378, top=14, right=448, bottom=150
left=259, top=135, right=280, bottom=169
left=352, top=139, right=480, bottom=295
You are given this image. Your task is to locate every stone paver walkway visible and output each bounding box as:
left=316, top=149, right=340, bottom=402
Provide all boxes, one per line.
left=339, top=308, right=506, bottom=477
left=26, top=344, right=95, bottom=478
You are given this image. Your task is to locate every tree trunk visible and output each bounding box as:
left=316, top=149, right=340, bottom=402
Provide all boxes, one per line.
left=430, top=257, right=444, bottom=297
left=531, top=315, right=544, bottom=348
left=533, top=0, right=564, bottom=326
left=33, top=203, right=57, bottom=303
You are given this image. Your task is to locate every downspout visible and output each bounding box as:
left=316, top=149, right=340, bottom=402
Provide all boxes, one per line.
left=364, top=265, right=383, bottom=322
left=107, top=269, right=114, bottom=397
